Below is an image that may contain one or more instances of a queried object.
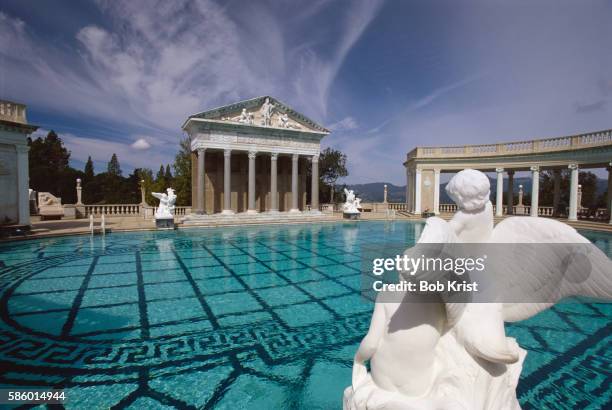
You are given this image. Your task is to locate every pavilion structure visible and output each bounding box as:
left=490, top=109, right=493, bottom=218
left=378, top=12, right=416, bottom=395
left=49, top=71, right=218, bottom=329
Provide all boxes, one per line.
left=181, top=96, right=330, bottom=224
left=403, top=129, right=612, bottom=222
left=0, top=100, right=38, bottom=227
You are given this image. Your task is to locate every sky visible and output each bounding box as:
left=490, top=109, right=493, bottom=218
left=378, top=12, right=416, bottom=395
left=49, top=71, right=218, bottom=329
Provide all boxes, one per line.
left=1, top=0, right=611, bottom=184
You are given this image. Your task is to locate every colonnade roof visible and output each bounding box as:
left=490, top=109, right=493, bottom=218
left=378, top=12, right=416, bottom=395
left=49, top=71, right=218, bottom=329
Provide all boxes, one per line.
left=404, top=128, right=612, bottom=171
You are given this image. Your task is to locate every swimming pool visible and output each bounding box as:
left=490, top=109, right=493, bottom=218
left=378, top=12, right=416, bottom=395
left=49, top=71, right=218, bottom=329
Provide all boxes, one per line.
left=0, top=221, right=610, bottom=409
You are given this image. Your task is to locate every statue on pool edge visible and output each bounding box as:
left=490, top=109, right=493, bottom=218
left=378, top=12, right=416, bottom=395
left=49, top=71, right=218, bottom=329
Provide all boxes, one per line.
left=343, top=169, right=612, bottom=410
left=152, top=188, right=177, bottom=220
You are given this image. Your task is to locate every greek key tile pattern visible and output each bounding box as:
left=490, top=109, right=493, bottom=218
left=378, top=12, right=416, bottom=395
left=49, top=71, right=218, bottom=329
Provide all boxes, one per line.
left=0, top=222, right=610, bottom=409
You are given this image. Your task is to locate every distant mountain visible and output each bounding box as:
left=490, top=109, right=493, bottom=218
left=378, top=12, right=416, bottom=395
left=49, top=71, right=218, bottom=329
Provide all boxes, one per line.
left=348, top=177, right=608, bottom=204
left=346, top=183, right=405, bottom=202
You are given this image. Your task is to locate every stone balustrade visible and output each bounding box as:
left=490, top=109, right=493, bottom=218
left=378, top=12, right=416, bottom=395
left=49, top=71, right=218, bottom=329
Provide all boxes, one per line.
left=85, top=205, right=142, bottom=216
left=312, top=203, right=334, bottom=212
left=84, top=204, right=192, bottom=218
left=387, top=203, right=409, bottom=211
left=408, top=129, right=612, bottom=159
left=0, top=100, right=28, bottom=124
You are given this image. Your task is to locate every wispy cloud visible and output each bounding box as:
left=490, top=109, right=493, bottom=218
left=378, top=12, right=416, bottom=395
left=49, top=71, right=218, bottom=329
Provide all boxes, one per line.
left=0, top=0, right=384, bottom=170
left=329, top=116, right=358, bottom=132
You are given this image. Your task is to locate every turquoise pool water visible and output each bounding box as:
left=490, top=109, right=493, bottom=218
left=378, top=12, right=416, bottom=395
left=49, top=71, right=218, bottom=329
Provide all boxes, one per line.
left=0, top=221, right=609, bottom=409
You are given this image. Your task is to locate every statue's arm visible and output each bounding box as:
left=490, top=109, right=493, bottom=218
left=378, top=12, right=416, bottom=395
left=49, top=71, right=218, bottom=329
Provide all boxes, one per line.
left=352, top=300, right=386, bottom=388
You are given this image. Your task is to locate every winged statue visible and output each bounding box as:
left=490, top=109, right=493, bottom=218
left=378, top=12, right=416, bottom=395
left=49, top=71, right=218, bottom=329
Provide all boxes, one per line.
left=344, top=169, right=611, bottom=410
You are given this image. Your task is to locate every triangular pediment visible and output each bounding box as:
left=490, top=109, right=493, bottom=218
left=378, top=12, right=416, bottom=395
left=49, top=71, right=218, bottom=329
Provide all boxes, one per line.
left=187, top=96, right=329, bottom=133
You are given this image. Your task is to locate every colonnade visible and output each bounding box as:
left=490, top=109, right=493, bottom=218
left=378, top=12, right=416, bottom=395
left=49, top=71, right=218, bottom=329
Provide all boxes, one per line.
left=407, top=162, right=612, bottom=222
left=193, top=148, right=319, bottom=215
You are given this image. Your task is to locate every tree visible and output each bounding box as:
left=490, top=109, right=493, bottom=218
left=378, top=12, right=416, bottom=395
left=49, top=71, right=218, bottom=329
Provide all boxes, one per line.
left=107, top=153, right=122, bottom=176
left=172, top=138, right=192, bottom=206
left=84, top=156, right=94, bottom=180
left=28, top=130, right=71, bottom=196
left=318, top=147, right=348, bottom=203
left=539, top=170, right=600, bottom=214
left=101, top=154, right=123, bottom=203
left=155, top=164, right=166, bottom=190
left=165, top=164, right=173, bottom=181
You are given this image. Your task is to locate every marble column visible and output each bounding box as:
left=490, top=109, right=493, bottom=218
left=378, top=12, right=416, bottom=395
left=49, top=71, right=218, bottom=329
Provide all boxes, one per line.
left=414, top=169, right=422, bottom=214
left=311, top=154, right=319, bottom=212
left=270, top=153, right=278, bottom=212
left=16, top=145, right=30, bottom=226
left=552, top=169, right=561, bottom=217
left=196, top=148, right=205, bottom=214
left=290, top=154, right=300, bottom=213
left=568, top=163, right=578, bottom=221
left=495, top=168, right=504, bottom=216
left=530, top=165, right=540, bottom=217
left=405, top=168, right=412, bottom=210
left=506, top=170, right=514, bottom=215
left=606, top=161, right=612, bottom=224
left=247, top=150, right=257, bottom=213
left=222, top=149, right=233, bottom=214
left=433, top=169, right=441, bottom=214
left=140, top=179, right=147, bottom=205
left=76, top=178, right=83, bottom=205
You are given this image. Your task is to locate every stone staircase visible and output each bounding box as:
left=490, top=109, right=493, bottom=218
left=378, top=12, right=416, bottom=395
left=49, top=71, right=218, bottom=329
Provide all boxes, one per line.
left=180, top=211, right=338, bottom=227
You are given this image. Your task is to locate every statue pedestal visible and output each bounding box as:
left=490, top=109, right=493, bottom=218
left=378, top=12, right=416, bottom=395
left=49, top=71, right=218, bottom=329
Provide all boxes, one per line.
left=343, top=212, right=360, bottom=220
left=155, top=217, right=175, bottom=229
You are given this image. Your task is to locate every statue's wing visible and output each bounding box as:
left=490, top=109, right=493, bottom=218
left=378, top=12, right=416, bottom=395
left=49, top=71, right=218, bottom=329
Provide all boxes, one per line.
left=417, top=217, right=457, bottom=244
left=151, top=192, right=163, bottom=200
left=487, top=217, right=612, bottom=322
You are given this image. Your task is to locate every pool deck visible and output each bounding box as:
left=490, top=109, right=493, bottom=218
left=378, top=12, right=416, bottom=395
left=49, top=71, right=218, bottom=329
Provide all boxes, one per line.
left=0, top=212, right=610, bottom=241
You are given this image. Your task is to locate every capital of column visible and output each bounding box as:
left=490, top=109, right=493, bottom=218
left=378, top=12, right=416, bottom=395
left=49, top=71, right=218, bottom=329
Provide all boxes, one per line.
left=311, top=154, right=319, bottom=163
left=270, top=152, right=278, bottom=161
left=415, top=168, right=422, bottom=175
left=197, top=147, right=206, bottom=154
left=607, top=161, right=612, bottom=171
left=507, top=170, right=515, bottom=176
left=495, top=167, right=504, bottom=173
left=248, top=150, right=257, bottom=160
left=224, top=149, right=232, bottom=157
left=434, top=168, right=441, bottom=175
left=292, top=153, right=299, bottom=162
left=568, top=163, right=578, bottom=170
left=15, top=144, right=29, bottom=154
left=530, top=165, right=540, bottom=172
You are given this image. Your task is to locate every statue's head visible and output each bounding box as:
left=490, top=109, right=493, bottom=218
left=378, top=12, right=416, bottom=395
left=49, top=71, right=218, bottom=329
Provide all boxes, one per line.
left=166, top=188, right=175, bottom=196
left=445, top=169, right=490, bottom=211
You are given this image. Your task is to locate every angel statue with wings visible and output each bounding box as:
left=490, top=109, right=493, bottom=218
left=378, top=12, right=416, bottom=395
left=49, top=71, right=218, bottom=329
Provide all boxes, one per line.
left=152, top=188, right=177, bottom=220
left=344, top=169, right=611, bottom=410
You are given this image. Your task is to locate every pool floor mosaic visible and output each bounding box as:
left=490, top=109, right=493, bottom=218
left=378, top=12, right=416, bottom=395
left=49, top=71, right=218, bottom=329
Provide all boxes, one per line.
left=0, top=221, right=610, bottom=409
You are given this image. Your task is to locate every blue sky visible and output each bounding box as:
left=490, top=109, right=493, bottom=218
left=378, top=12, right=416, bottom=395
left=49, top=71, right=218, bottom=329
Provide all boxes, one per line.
left=1, top=0, right=611, bottom=184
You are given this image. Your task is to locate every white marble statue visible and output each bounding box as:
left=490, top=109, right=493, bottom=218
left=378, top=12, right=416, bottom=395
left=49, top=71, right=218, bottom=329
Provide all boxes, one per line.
left=343, top=188, right=361, bottom=214
left=236, top=108, right=254, bottom=125
left=344, top=169, right=612, bottom=410
left=279, top=113, right=290, bottom=128
left=152, top=188, right=177, bottom=219
left=260, top=97, right=275, bottom=126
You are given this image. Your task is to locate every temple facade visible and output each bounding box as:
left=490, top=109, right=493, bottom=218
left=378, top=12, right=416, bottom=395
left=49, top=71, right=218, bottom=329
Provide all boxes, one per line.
left=0, top=100, right=38, bottom=226
left=182, top=96, right=329, bottom=216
